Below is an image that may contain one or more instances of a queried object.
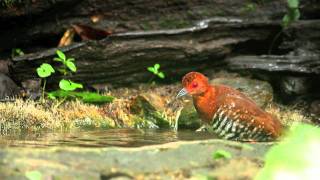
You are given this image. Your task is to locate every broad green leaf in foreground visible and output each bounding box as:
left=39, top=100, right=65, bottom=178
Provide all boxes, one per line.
left=59, top=79, right=83, bottom=91
left=36, top=63, right=55, bottom=78
left=256, top=124, right=320, bottom=180
left=25, top=170, right=42, bottom=180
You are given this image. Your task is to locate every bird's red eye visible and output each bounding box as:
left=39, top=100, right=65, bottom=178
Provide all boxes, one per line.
left=192, top=82, right=198, bottom=88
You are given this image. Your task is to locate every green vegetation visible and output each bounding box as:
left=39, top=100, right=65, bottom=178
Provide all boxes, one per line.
left=25, top=171, right=42, bottom=180
left=212, top=149, right=232, bottom=160
left=36, top=63, right=55, bottom=102
left=242, top=3, right=257, bottom=13
left=59, top=79, right=83, bottom=91
left=269, top=0, right=300, bottom=54
left=36, top=50, right=113, bottom=104
left=282, top=0, right=300, bottom=28
left=256, top=124, right=320, bottom=180
left=147, top=63, right=165, bottom=79
left=48, top=90, right=114, bottom=104
left=53, top=50, right=77, bottom=76
left=11, top=48, right=24, bottom=58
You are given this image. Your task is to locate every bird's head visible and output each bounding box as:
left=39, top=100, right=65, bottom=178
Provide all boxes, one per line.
left=177, top=72, right=209, bottom=98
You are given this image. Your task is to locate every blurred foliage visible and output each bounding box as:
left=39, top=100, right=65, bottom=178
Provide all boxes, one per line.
left=282, top=0, right=300, bottom=28
left=212, top=149, right=232, bottom=160
left=25, top=170, right=42, bottom=180
left=256, top=124, right=320, bottom=180
left=11, top=48, right=24, bottom=58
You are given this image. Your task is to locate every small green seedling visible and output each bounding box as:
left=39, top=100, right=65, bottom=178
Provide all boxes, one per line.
left=147, top=63, right=165, bottom=79
left=242, top=3, right=256, bottom=13
left=36, top=63, right=55, bottom=102
left=35, top=50, right=114, bottom=105
left=269, top=0, right=300, bottom=54
left=54, top=50, right=76, bottom=75
left=212, top=149, right=232, bottom=160
left=25, top=170, right=43, bottom=180
left=11, top=48, right=24, bottom=57
left=282, top=0, right=300, bottom=28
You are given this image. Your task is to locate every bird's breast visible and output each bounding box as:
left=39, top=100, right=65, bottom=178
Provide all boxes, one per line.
left=193, top=93, right=216, bottom=123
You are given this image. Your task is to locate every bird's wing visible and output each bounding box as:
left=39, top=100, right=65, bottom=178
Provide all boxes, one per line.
left=213, top=94, right=281, bottom=139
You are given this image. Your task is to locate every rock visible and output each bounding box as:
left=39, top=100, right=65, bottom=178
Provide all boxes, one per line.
left=0, top=73, right=20, bottom=100
left=21, top=79, right=41, bottom=100
left=0, top=60, right=11, bottom=74
left=310, top=100, right=320, bottom=125
left=279, top=76, right=311, bottom=97
left=177, top=99, right=201, bottom=130
left=130, top=93, right=170, bottom=128
left=0, top=139, right=272, bottom=179
left=210, top=77, right=274, bottom=108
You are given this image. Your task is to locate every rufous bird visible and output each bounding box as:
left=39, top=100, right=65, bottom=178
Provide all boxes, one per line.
left=177, top=72, right=282, bottom=141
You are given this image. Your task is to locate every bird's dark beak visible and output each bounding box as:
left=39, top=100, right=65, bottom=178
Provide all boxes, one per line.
left=176, top=88, right=188, bottom=98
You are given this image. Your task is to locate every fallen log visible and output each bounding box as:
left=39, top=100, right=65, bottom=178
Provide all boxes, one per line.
left=226, top=53, right=320, bottom=74
left=11, top=18, right=280, bottom=86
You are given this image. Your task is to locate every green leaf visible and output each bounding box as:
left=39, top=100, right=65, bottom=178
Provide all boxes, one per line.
left=256, top=124, right=320, bottom=180
left=147, top=67, right=155, bottom=73
left=48, top=90, right=76, bottom=99
left=154, top=63, right=160, bottom=72
left=59, top=79, right=83, bottom=91
left=212, top=150, right=232, bottom=160
left=66, top=60, right=77, bottom=72
left=25, top=170, right=42, bottom=180
left=36, top=63, right=55, bottom=78
left=15, top=48, right=24, bottom=56
left=53, top=57, right=62, bottom=62
left=57, top=68, right=67, bottom=74
left=157, top=72, right=165, bottom=79
left=47, top=93, right=57, bottom=100
left=77, top=92, right=114, bottom=103
left=292, top=9, right=300, bottom=21
left=56, top=50, right=66, bottom=60
left=287, top=0, right=299, bottom=9
left=48, top=90, right=114, bottom=104
left=67, top=58, right=75, bottom=61
left=282, top=14, right=290, bottom=28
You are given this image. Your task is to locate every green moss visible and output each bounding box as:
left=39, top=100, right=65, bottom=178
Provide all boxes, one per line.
left=158, top=18, right=192, bottom=29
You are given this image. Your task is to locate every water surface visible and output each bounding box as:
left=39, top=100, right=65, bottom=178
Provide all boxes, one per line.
left=0, top=129, right=216, bottom=148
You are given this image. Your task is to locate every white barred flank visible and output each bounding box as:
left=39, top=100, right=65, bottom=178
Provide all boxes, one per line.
left=209, top=105, right=273, bottom=141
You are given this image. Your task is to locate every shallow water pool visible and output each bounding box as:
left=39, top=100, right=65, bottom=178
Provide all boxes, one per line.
left=0, top=128, right=217, bottom=148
